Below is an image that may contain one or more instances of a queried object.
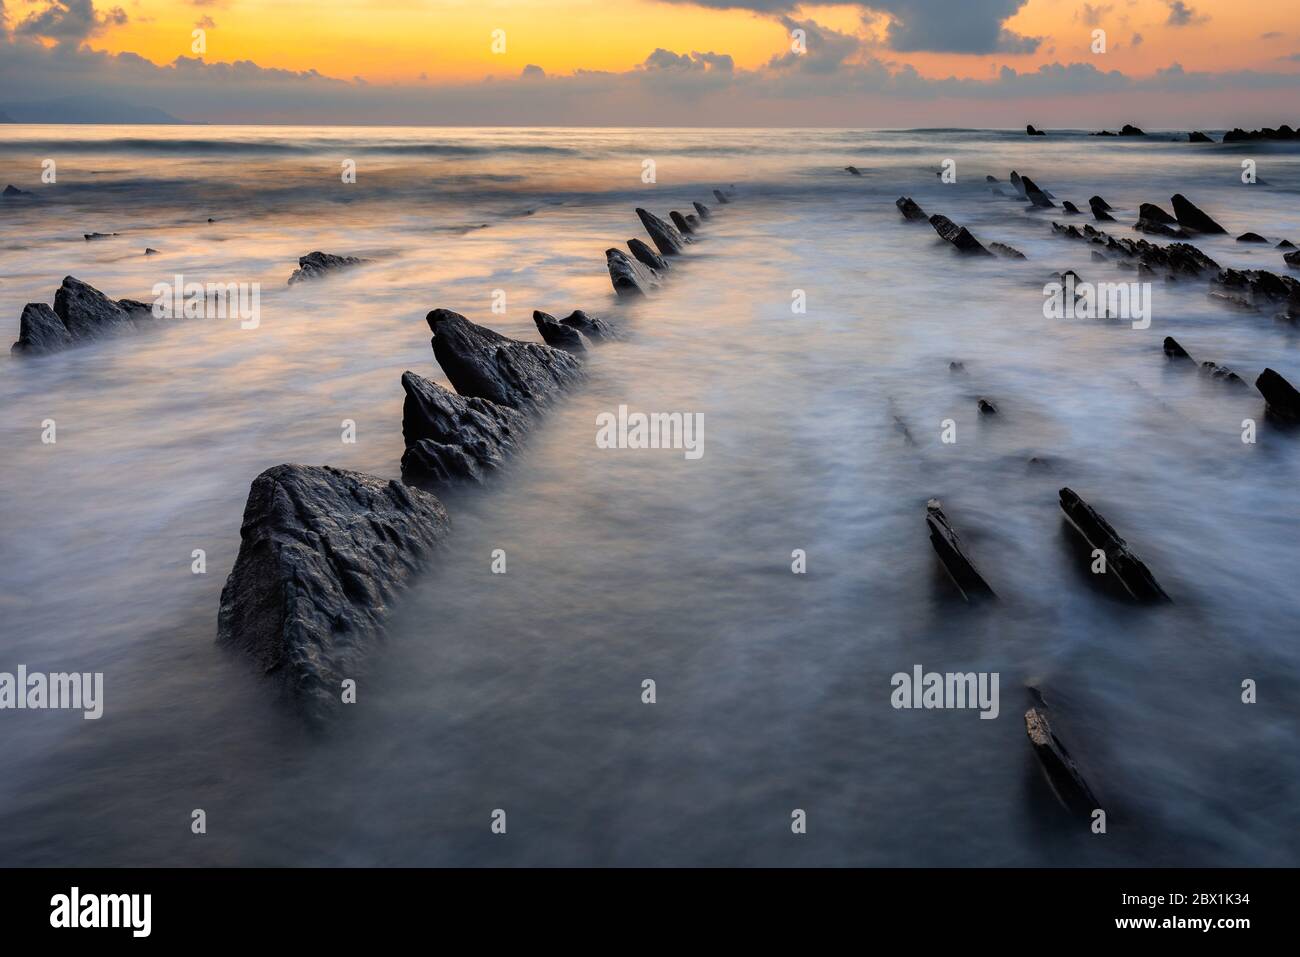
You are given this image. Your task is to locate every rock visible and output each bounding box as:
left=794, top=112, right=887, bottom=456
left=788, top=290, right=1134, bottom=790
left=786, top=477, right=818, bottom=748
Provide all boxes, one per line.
left=399, top=370, right=525, bottom=486
left=1286, top=250, right=1300, bottom=269
left=1255, top=368, right=1300, bottom=422
left=1162, top=336, right=1191, bottom=359
left=669, top=211, right=695, bottom=236
left=10, top=303, right=72, bottom=355
left=1010, top=171, right=1027, bottom=198
left=693, top=201, right=712, bottom=220
left=1089, top=197, right=1115, bottom=221
left=684, top=213, right=700, bottom=230
left=1138, top=202, right=1177, bottom=225
left=607, top=247, right=661, bottom=298
left=1024, top=701, right=1100, bottom=817
left=1171, top=194, right=1227, bottom=234
left=1092, top=130, right=1117, bottom=137
left=636, top=207, right=689, bottom=256
left=1237, top=232, right=1269, bottom=243
left=1120, top=124, right=1145, bottom=136
left=1135, top=219, right=1188, bottom=239
left=83, top=232, right=119, bottom=241
left=845, top=166, right=862, bottom=176
left=1278, top=240, right=1296, bottom=250
left=1062, top=201, right=1081, bottom=215
left=989, top=242, right=1026, bottom=259
left=3, top=184, right=28, bottom=196
left=1188, top=131, right=1213, bottom=143
left=1212, top=268, right=1300, bottom=313
left=895, top=196, right=928, bottom=222
left=1058, top=487, right=1170, bottom=601
left=1020, top=175, right=1055, bottom=208
left=925, top=499, right=995, bottom=601
left=627, top=237, right=669, bottom=273
left=977, top=397, right=998, bottom=414
left=425, top=308, right=583, bottom=411
left=1089, top=195, right=1113, bottom=211
left=287, top=251, right=368, bottom=285
left=949, top=361, right=965, bottom=373
left=1199, top=361, right=1243, bottom=384
left=712, top=189, right=730, bottom=204
left=1091, top=250, right=1108, bottom=262
left=216, top=464, right=450, bottom=711
left=1223, top=125, right=1300, bottom=143
left=532, top=310, right=587, bottom=353
left=559, top=309, right=614, bottom=342
left=144, top=247, right=159, bottom=255
left=1026, top=124, right=1046, bottom=136
left=985, top=175, right=999, bottom=183
left=54, top=276, right=143, bottom=341
left=929, top=214, right=991, bottom=256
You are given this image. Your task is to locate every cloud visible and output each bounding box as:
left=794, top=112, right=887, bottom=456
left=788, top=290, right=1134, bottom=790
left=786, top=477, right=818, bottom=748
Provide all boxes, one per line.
left=1260, top=31, right=1282, bottom=40
left=1075, top=4, right=1113, bottom=27
left=14, top=0, right=126, bottom=44
left=195, top=15, right=215, bottom=29
left=1130, top=32, right=1143, bottom=46
left=1164, top=1, right=1207, bottom=27
left=520, top=64, right=545, bottom=79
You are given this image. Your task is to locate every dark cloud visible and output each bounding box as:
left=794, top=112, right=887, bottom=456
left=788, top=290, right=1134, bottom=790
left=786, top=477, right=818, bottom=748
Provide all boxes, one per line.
left=520, top=64, right=545, bottom=79
left=14, top=0, right=126, bottom=44
left=1075, top=4, right=1113, bottom=27
left=1164, top=1, right=1207, bottom=27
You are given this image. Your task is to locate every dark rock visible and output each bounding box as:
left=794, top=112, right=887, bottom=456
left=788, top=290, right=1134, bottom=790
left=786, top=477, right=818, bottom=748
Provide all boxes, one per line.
left=425, top=308, right=583, bottom=411
left=1162, top=336, right=1191, bottom=359
left=1092, top=130, right=1116, bottom=137
left=1199, top=362, right=1243, bottom=385
left=83, top=232, right=119, bottom=241
left=1286, top=250, right=1300, bottom=269
left=636, top=207, right=689, bottom=256
left=1171, top=194, right=1227, bottom=234
left=1010, top=171, right=1027, bottom=198
left=895, top=196, right=928, bottom=221
left=1026, top=124, right=1046, bottom=136
left=1119, top=124, right=1145, bottom=136
left=990, top=242, right=1026, bottom=259
left=669, top=211, right=695, bottom=235
left=985, top=175, right=999, bottom=183
left=216, top=464, right=450, bottom=711
left=1138, top=203, right=1176, bottom=225
left=54, top=276, right=141, bottom=341
left=684, top=213, right=700, bottom=230
left=1134, top=219, right=1188, bottom=239
left=144, top=247, right=159, bottom=255
left=1188, top=131, right=1213, bottom=143
left=1089, top=197, right=1115, bottom=222
left=1062, top=201, right=1081, bottom=215
left=399, top=370, right=524, bottom=486
left=1211, top=268, right=1300, bottom=313
left=532, top=310, right=587, bottom=353
left=977, top=397, right=998, bottom=414
left=925, top=499, right=995, bottom=601
left=845, top=166, right=862, bottom=176
left=949, top=361, right=965, bottom=373
left=1089, top=195, right=1113, bottom=211
left=712, top=189, right=730, bottom=204
left=1024, top=701, right=1100, bottom=817
left=1020, top=175, right=1055, bottom=208
left=287, top=251, right=368, bottom=285
left=1255, top=368, right=1300, bottom=422
left=692, top=201, right=711, bottom=220
left=627, top=237, right=669, bottom=273
left=1091, top=250, right=1108, bottom=262
left=1278, top=240, right=1296, bottom=250
left=11, top=303, right=72, bottom=355
left=3, top=184, right=28, bottom=196
left=607, top=248, right=660, bottom=298
left=559, top=309, right=614, bottom=342
left=929, top=214, right=991, bottom=255
left=1237, top=232, right=1269, bottom=243
left=1223, top=125, right=1300, bottom=143
left=1058, top=487, right=1170, bottom=602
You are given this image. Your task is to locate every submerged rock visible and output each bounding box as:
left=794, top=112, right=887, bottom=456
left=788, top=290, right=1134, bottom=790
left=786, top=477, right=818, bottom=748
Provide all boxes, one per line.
left=845, top=166, right=862, bottom=176
left=925, top=499, right=995, bottom=601
left=1188, top=131, right=1213, bottom=143
left=929, top=214, right=991, bottom=255
left=1285, top=250, right=1300, bottom=269
left=977, top=397, right=998, bottom=414
left=399, top=370, right=525, bottom=486
left=1255, top=368, right=1300, bottom=422
left=1062, top=201, right=1081, bottom=215
left=287, top=251, right=368, bottom=285
left=628, top=237, right=670, bottom=273
left=1223, top=125, right=1299, bottom=143
left=607, top=247, right=661, bottom=298
left=989, top=242, right=1026, bottom=260
left=83, top=232, right=119, bottom=241
left=692, top=201, right=712, bottom=220
left=11, top=303, right=72, bottom=354
left=1237, top=232, right=1269, bottom=243
left=559, top=309, right=614, bottom=342
left=1024, top=700, right=1100, bottom=818
left=1026, top=124, right=1046, bottom=136
left=1058, top=487, right=1170, bottom=602
left=712, top=189, right=730, bottom=204
left=1020, top=175, right=1055, bottom=208
left=1199, top=361, right=1243, bottom=385
left=216, top=464, right=450, bottom=711
left=1171, top=194, right=1227, bottom=234
left=1163, top=336, right=1191, bottom=359
left=425, top=308, right=583, bottom=411
left=532, top=310, right=587, bottom=353
left=3, top=184, right=28, bottom=196
left=895, top=196, right=928, bottom=222
left=1089, top=195, right=1113, bottom=211
left=669, top=211, right=695, bottom=236
left=636, top=207, right=689, bottom=256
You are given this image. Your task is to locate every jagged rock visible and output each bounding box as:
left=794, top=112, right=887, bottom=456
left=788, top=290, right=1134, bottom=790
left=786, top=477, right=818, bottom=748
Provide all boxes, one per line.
left=216, top=464, right=450, bottom=711
left=627, top=237, right=669, bottom=273
left=532, top=310, right=587, bottom=353
left=1120, top=124, right=1145, bottom=136
left=287, top=251, right=368, bottom=285
left=925, top=499, right=995, bottom=601
left=1256, top=368, right=1300, bottom=422
left=669, top=211, right=695, bottom=235
left=559, top=309, right=614, bottom=342
left=1188, top=131, right=1213, bottom=143
left=1092, top=130, right=1116, bottom=137
left=425, top=308, right=583, bottom=411
left=1024, top=700, right=1100, bottom=817
left=845, top=166, right=862, bottom=176
left=607, top=247, right=661, bottom=298
left=1090, top=197, right=1115, bottom=222
left=1237, top=232, right=1269, bottom=243
left=1223, top=125, right=1299, bottom=143
left=1026, top=124, right=1046, bottom=136
left=692, top=201, right=711, bottom=220
left=1089, top=195, right=1113, bottom=211
left=990, top=242, right=1026, bottom=259
left=895, top=196, right=928, bottom=221
left=636, top=207, right=689, bottom=256
left=977, top=397, right=998, bottom=414
left=3, top=184, right=28, bottom=196
left=1058, top=487, right=1170, bottom=602
left=399, top=370, right=525, bottom=486
left=1163, top=336, right=1191, bottom=359
left=1212, top=268, right=1300, bottom=314
left=1135, top=219, right=1188, bottom=239
left=1021, top=175, right=1055, bottom=208
left=51, top=276, right=144, bottom=341
left=1052, top=223, right=1083, bottom=239
left=1062, top=201, right=1081, bottom=215
left=83, top=232, right=119, bottom=241
left=1010, top=171, right=1027, bottom=198
left=929, top=214, right=991, bottom=255
left=1200, top=362, right=1243, bottom=385
left=1171, top=194, right=1227, bottom=234
left=10, top=303, right=72, bottom=354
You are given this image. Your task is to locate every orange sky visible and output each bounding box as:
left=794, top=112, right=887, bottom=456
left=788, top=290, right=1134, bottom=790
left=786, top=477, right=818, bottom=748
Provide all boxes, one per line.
left=32, top=0, right=1298, bottom=84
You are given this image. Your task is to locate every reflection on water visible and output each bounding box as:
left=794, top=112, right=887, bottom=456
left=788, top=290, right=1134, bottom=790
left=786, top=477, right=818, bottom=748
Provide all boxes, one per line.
left=1, top=127, right=1298, bottom=866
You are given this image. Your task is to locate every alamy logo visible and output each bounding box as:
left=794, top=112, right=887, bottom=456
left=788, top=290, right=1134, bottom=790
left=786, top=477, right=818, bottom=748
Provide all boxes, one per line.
left=890, top=665, right=1000, bottom=719
left=1043, top=274, right=1151, bottom=329
left=595, top=405, right=704, bottom=460
left=152, top=274, right=261, bottom=329
left=0, top=666, right=103, bottom=719
left=50, top=887, right=151, bottom=937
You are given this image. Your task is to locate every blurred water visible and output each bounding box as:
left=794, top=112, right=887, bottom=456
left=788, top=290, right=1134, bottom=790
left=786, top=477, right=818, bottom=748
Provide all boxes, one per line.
left=0, top=126, right=1298, bottom=866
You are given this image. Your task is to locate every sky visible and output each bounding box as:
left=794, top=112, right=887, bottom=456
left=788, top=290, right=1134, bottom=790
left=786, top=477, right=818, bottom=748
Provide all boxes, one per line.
left=0, top=0, right=1297, bottom=125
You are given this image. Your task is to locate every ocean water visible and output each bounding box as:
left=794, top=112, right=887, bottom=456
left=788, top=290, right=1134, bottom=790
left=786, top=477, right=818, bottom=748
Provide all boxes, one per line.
left=0, top=125, right=1298, bottom=866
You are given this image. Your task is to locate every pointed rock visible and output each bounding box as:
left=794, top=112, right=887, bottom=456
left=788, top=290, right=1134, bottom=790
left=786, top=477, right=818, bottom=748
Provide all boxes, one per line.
left=533, top=310, right=587, bottom=353
left=1171, top=194, right=1227, bottom=234
left=400, top=370, right=525, bottom=486
left=925, top=499, right=996, bottom=601
left=607, top=248, right=660, bottom=298
left=669, top=210, right=695, bottom=235
left=1255, top=368, right=1300, bottom=422
left=288, top=251, right=368, bottom=285
left=560, top=309, right=614, bottom=342
left=1058, top=487, right=1170, bottom=602
left=895, top=196, right=928, bottom=221
left=929, top=214, right=992, bottom=255
left=1163, top=336, right=1191, bottom=359
left=1024, top=702, right=1100, bottom=817
left=712, top=189, right=730, bottom=204
left=1020, top=175, right=1055, bottom=208
left=636, top=207, right=688, bottom=256
left=692, top=201, right=711, bottom=220
left=11, top=303, right=72, bottom=354
left=628, top=237, right=669, bottom=273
